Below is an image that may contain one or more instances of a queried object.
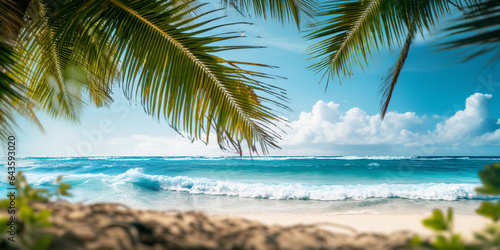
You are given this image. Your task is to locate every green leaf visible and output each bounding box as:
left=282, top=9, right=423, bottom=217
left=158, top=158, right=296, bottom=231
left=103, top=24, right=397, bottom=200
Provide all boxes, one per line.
left=434, top=235, right=449, bottom=248
left=19, top=206, right=34, bottom=223
left=449, top=234, right=463, bottom=246
left=422, top=209, right=451, bottom=232
left=15, top=0, right=118, bottom=122
left=409, top=235, right=423, bottom=246
left=0, top=199, right=11, bottom=208
left=447, top=207, right=453, bottom=224
left=221, top=0, right=319, bottom=29
left=306, top=0, right=478, bottom=118
left=36, top=209, right=51, bottom=223
left=474, top=231, right=488, bottom=243
left=32, top=235, right=53, bottom=250
left=0, top=171, right=60, bottom=250
left=0, top=217, right=10, bottom=235
left=0, top=36, right=38, bottom=142
left=433, top=234, right=465, bottom=250
left=475, top=163, right=500, bottom=195
left=476, top=201, right=500, bottom=222
left=58, top=183, right=71, bottom=196
left=440, top=0, right=500, bottom=66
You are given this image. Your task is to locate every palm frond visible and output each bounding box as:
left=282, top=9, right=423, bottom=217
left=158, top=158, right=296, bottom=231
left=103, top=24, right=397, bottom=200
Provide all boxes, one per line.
left=306, top=0, right=407, bottom=88
left=0, top=36, right=39, bottom=141
left=307, top=0, right=477, bottom=117
left=379, top=32, right=414, bottom=119
left=221, top=0, right=319, bottom=28
left=54, top=0, right=288, bottom=155
left=16, top=0, right=119, bottom=122
left=0, top=0, right=31, bottom=42
left=17, top=1, right=86, bottom=122
left=379, top=0, right=423, bottom=119
left=378, top=0, right=483, bottom=118
left=379, top=0, right=451, bottom=118
left=441, top=0, right=500, bottom=66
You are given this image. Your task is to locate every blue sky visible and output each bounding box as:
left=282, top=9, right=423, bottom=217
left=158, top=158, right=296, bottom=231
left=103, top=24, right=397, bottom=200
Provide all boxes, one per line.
left=9, top=3, right=500, bottom=157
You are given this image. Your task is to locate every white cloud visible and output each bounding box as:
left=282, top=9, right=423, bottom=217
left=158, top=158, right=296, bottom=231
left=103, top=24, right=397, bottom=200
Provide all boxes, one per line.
left=434, top=93, right=499, bottom=143
left=281, top=100, right=424, bottom=146
left=276, top=93, right=500, bottom=155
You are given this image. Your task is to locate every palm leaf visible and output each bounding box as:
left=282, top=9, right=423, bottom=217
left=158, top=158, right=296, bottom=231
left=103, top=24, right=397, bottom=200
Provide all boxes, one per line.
left=53, top=0, right=288, bottom=155
left=441, top=0, right=500, bottom=66
left=221, top=0, right=319, bottom=28
left=307, top=0, right=476, bottom=117
left=15, top=0, right=119, bottom=122
left=379, top=0, right=449, bottom=118
left=306, top=0, right=407, bottom=89
left=379, top=31, right=414, bottom=118
left=0, top=0, right=31, bottom=42
left=0, top=36, right=39, bottom=141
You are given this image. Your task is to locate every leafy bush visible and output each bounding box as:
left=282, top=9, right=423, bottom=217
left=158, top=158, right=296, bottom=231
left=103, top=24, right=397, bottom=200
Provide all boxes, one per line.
left=412, top=163, right=500, bottom=249
left=473, top=163, right=500, bottom=249
left=0, top=171, right=71, bottom=250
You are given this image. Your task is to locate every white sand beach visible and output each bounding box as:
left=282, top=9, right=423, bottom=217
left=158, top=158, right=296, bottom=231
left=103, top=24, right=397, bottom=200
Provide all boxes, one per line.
left=231, top=213, right=489, bottom=239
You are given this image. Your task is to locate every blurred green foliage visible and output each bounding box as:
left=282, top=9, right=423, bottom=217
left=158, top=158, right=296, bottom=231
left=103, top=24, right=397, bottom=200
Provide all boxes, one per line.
left=476, top=201, right=500, bottom=222
left=0, top=171, right=71, bottom=250
left=423, top=208, right=454, bottom=232
left=476, top=164, right=500, bottom=195
left=413, top=163, right=500, bottom=249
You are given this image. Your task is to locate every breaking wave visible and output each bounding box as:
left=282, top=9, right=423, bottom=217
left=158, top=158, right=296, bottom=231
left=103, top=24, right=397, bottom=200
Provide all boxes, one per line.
left=116, top=168, right=480, bottom=201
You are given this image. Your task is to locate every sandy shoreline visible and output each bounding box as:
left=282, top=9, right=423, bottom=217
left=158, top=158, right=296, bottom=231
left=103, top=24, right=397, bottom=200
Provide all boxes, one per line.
left=227, top=213, right=489, bottom=239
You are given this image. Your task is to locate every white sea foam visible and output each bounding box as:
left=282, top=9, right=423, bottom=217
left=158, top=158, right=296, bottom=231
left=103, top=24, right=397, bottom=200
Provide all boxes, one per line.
left=88, top=156, right=110, bottom=160
left=116, top=168, right=480, bottom=201
left=28, top=173, right=111, bottom=185
left=329, top=210, right=382, bottom=215
left=28, top=176, right=57, bottom=185
left=15, top=159, right=37, bottom=167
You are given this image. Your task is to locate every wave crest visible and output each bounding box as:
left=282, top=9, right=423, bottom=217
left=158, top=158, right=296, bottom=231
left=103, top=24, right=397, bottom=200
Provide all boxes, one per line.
left=120, top=168, right=479, bottom=201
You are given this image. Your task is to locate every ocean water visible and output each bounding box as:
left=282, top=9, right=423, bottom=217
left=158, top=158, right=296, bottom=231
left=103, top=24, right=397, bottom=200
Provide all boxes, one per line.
left=1, top=156, right=499, bottom=215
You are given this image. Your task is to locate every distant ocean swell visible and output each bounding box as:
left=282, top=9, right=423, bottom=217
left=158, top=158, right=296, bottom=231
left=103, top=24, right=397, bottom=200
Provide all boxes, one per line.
left=26, top=168, right=486, bottom=201
left=156, top=156, right=500, bottom=161
left=15, top=156, right=497, bottom=161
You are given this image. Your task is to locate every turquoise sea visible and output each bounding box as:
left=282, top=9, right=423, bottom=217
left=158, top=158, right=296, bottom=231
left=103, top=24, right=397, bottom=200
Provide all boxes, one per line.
left=2, top=156, right=499, bottom=215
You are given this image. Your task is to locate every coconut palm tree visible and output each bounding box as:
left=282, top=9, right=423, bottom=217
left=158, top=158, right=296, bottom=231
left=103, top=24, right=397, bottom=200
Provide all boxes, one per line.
left=0, top=0, right=317, bottom=155
left=305, top=0, right=492, bottom=119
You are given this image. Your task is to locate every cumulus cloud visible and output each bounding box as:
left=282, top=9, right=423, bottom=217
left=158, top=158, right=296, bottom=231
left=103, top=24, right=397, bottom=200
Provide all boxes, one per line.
left=281, top=100, right=424, bottom=146
left=434, top=93, right=499, bottom=143
left=277, top=93, right=500, bottom=155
